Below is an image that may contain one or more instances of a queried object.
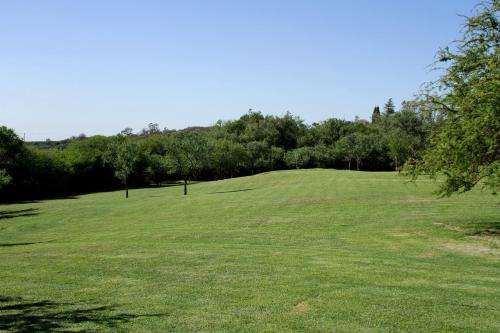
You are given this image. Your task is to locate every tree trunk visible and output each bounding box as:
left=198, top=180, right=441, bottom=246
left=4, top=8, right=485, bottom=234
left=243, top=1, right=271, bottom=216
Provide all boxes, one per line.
left=356, top=160, right=360, bottom=171
left=184, top=179, right=188, bottom=195
left=395, top=157, right=399, bottom=172
left=125, top=182, right=129, bottom=198
left=348, top=160, right=351, bottom=170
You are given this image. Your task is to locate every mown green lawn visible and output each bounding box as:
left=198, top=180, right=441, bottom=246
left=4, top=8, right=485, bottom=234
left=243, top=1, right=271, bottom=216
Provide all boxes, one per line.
left=0, top=169, right=499, bottom=332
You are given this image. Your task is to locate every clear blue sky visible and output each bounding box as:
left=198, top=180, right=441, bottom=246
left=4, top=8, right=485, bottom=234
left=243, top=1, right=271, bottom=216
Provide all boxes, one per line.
left=1, top=0, right=478, bottom=140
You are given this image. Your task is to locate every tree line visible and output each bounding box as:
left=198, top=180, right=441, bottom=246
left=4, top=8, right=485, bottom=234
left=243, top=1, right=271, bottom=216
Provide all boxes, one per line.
left=0, top=99, right=430, bottom=200
left=1, top=1, right=497, bottom=200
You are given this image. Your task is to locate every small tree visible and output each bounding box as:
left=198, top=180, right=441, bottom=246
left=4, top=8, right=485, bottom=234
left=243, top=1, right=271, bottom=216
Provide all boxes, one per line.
left=103, top=136, right=139, bottom=198
left=387, top=130, right=410, bottom=171
left=164, top=133, right=207, bottom=195
left=351, top=133, right=374, bottom=171
left=284, top=147, right=318, bottom=169
left=244, top=141, right=269, bottom=175
left=268, top=146, right=285, bottom=170
left=0, top=169, right=11, bottom=189
left=120, top=128, right=134, bottom=136
left=336, top=135, right=357, bottom=170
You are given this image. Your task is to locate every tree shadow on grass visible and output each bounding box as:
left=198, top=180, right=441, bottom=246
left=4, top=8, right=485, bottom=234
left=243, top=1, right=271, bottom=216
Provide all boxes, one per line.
left=211, top=188, right=254, bottom=194
left=0, top=209, right=40, bottom=220
left=152, top=182, right=184, bottom=188
left=468, top=219, right=500, bottom=235
left=0, top=240, right=55, bottom=247
left=1, top=196, right=79, bottom=205
left=0, top=296, right=165, bottom=332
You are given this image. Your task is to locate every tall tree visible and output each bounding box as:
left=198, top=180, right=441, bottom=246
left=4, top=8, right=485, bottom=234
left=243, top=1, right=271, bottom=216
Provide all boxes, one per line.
left=383, top=98, right=395, bottom=115
left=103, top=136, right=139, bottom=198
left=407, top=0, right=500, bottom=195
left=371, top=106, right=381, bottom=123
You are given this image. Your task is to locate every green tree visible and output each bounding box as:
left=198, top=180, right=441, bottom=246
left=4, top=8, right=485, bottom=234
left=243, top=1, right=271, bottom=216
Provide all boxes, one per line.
left=164, top=133, right=208, bottom=195
left=269, top=112, right=305, bottom=150
left=63, top=136, right=117, bottom=191
left=0, top=126, right=23, bottom=168
left=371, top=106, right=381, bottom=123
left=284, top=147, right=315, bottom=169
left=268, top=146, right=285, bottom=170
left=120, top=127, right=134, bottom=136
left=209, top=138, right=246, bottom=179
left=146, top=153, right=170, bottom=186
left=387, top=129, right=410, bottom=171
left=0, top=126, right=23, bottom=193
left=351, top=133, right=375, bottom=171
left=313, top=118, right=350, bottom=145
left=0, top=169, right=11, bottom=189
left=103, top=136, right=139, bottom=198
left=407, top=1, right=500, bottom=195
left=336, top=135, right=356, bottom=170
left=386, top=101, right=427, bottom=171
left=244, top=141, right=269, bottom=174
left=383, top=98, right=395, bottom=115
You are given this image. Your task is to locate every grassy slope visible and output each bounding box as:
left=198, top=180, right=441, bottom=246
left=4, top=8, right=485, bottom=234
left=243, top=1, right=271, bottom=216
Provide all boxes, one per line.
left=0, top=169, right=499, bottom=332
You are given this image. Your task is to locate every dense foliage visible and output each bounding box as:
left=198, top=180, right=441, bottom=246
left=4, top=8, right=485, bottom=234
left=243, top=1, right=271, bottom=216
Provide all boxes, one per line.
left=407, top=0, right=500, bottom=195
left=0, top=103, right=430, bottom=200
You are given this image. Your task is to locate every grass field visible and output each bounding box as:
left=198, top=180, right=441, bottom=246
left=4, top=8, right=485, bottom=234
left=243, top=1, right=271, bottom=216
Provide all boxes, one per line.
left=0, top=169, right=499, bottom=332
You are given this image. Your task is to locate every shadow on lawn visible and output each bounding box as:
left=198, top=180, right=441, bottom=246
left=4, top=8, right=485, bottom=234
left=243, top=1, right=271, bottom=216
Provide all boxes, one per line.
left=468, top=219, right=500, bottom=235
left=0, top=296, right=165, bottom=332
left=0, top=240, right=54, bottom=247
left=1, top=195, right=79, bottom=205
left=211, top=188, right=254, bottom=194
left=0, top=208, right=40, bottom=220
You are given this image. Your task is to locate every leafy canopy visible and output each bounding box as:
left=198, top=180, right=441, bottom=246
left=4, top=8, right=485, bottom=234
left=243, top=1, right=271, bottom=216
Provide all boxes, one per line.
left=103, top=136, right=139, bottom=184
left=407, top=0, right=500, bottom=195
